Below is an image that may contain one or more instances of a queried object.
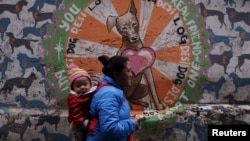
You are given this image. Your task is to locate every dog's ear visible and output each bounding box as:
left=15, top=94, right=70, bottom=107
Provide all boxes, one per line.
left=106, top=16, right=117, bottom=32
left=128, top=0, right=137, bottom=15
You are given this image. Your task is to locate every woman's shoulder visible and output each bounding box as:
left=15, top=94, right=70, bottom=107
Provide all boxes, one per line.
left=94, top=85, right=122, bottom=99
left=96, top=85, right=116, bottom=94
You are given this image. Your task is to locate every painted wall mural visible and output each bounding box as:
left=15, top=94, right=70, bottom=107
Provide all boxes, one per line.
left=48, top=0, right=205, bottom=111
left=0, top=0, right=249, bottom=140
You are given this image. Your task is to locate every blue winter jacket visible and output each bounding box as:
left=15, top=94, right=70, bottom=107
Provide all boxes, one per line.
left=86, top=75, right=136, bottom=141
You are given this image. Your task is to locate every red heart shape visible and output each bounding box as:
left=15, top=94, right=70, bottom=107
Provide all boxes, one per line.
left=121, top=47, right=155, bottom=76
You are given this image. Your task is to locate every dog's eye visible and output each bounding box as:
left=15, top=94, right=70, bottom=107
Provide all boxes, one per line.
left=132, top=23, right=137, bottom=27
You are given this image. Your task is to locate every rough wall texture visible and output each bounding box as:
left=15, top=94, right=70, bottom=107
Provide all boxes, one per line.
left=0, top=0, right=249, bottom=140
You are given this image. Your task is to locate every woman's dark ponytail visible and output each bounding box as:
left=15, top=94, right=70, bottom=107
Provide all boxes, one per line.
left=98, top=55, right=109, bottom=66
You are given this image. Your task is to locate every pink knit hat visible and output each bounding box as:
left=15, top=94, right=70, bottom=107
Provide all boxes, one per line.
left=67, top=63, right=91, bottom=86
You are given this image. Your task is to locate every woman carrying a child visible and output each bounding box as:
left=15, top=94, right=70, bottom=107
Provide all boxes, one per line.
left=86, top=55, right=139, bottom=141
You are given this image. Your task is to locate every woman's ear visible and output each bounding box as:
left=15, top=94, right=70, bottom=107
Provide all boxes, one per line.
left=113, top=72, right=121, bottom=79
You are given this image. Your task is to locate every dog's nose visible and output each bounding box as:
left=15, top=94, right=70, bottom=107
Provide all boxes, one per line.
left=131, top=36, right=138, bottom=42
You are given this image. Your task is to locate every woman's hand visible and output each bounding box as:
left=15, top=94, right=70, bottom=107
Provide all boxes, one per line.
left=131, top=115, right=146, bottom=129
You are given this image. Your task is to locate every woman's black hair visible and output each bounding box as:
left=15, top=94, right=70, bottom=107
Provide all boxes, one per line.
left=98, top=55, right=129, bottom=79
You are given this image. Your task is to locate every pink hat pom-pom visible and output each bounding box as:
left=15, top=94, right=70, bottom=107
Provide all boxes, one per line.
left=68, top=63, right=79, bottom=70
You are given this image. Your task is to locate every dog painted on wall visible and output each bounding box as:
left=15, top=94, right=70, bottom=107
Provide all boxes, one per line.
left=0, top=18, right=10, bottom=41
left=208, top=50, right=233, bottom=74
left=228, top=72, right=250, bottom=93
left=15, top=94, right=47, bottom=114
left=234, top=54, right=250, bottom=72
left=201, top=76, right=227, bottom=99
left=0, top=72, right=37, bottom=95
left=0, top=56, right=13, bottom=81
left=34, top=114, right=60, bottom=131
left=106, top=0, right=164, bottom=110
left=18, top=22, right=50, bottom=39
left=17, top=53, right=46, bottom=77
left=0, top=117, right=31, bottom=141
left=6, top=32, right=39, bottom=54
left=226, top=7, right=250, bottom=30
left=198, top=2, right=226, bottom=29
left=207, top=28, right=236, bottom=50
left=33, top=109, right=61, bottom=131
left=28, top=6, right=54, bottom=27
left=0, top=0, right=28, bottom=20
left=235, top=25, right=250, bottom=47
left=40, top=126, right=72, bottom=141
left=162, top=116, right=197, bottom=141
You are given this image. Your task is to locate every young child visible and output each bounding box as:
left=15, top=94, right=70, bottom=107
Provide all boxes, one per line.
left=67, top=64, right=97, bottom=141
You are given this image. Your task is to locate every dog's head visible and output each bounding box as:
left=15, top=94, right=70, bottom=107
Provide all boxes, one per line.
left=235, top=26, right=243, bottom=32
left=223, top=50, right=233, bottom=58
left=198, top=2, right=205, bottom=9
left=228, top=72, right=237, bottom=79
left=226, top=7, right=234, bottom=12
left=0, top=18, right=10, bottom=27
left=15, top=94, right=23, bottom=102
left=206, top=28, right=214, bottom=36
left=29, top=72, right=38, bottom=80
left=18, top=0, right=28, bottom=6
left=106, top=0, right=140, bottom=43
left=28, top=6, right=36, bottom=12
left=6, top=32, right=13, bottom=37
left=226, top=7, right=235, bottom=16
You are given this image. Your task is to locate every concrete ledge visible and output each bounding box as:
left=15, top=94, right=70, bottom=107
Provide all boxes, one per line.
left=0, top=104, right=249, bottom=141
left=135, top=104, right=250, bottom=140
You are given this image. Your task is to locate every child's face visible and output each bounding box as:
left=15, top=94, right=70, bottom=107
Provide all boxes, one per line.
left=72, top=77, right=91, bottom=95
